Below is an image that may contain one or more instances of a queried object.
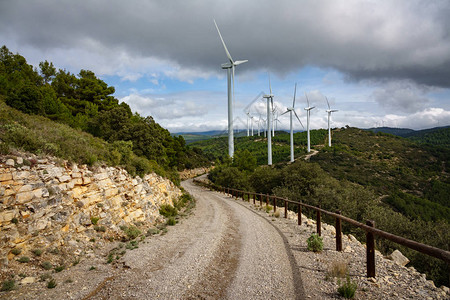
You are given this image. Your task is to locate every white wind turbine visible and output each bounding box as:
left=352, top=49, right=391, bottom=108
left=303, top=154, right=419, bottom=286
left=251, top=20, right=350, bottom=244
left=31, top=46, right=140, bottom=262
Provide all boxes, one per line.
left=304, top=92, right=315, bottom=153
left=250, top=115, right=254, bottom=136
left=246, top=111, right=251, bottom=136
left=263, top=77, right=274, bottom=165
left=214, top=20, right=248, bottom=158
left=280, top=83, right=304, bottom=162
left=325, top=96, right=338, bottom=147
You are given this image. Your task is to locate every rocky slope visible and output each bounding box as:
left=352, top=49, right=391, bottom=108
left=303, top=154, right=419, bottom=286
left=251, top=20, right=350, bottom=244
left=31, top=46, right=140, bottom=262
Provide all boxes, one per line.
left=0, top=153, right=181, bottom=287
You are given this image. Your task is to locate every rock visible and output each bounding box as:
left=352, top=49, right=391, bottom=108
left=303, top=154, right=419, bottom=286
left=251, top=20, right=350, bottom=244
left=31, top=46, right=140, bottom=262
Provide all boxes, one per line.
left=388, top=250, right=410, bottom=266
left=5, top=159, right=15, bottom=166
left=21, top=277, right=36, bottom=285
left=16, top=191, right=34, bottom=204
left=0, top=172, right=13, bottom=182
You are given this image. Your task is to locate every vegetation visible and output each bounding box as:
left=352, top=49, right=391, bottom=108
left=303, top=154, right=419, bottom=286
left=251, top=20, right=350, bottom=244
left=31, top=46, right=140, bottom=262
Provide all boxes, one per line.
left=0, top=45, right=210, bottom=183
left=307, top=234, right=324, bottom=252
left=41, top=261, right=53, bottom=270
left=159, top=204, right=178, bottom=218
left=120, top=225, right=141, bottom=240
left=1, top=279, right=15, bottom=292
left=31, top=249, right=43, bottom=257
left=11, top=248, right=21, bottom=255
left=337, top=276, right=357, bottom=299
left=47, top=279, right=57, bottom=289
left=18, top=256, right=30, bottom=263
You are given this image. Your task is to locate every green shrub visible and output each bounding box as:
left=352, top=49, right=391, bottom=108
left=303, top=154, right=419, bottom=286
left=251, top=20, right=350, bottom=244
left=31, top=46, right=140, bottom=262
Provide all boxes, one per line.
left=90, top=216, right=100, bottom=225
left=146, top=228, right=160, bottom=236
left=265, top=204, right=273, bottom=213
left=94, top=225, right=106, bottom=232
left=167, top=217, right=176, bottom=226
left=121, top=225, right=141, bottom=240
left=47, top=279, right=57, bottom=289
left=32, top=248, right=43, bottom=256
left=159, top=204, right=178, bottom=218
left=338, top=276, right=357, bottom=298
left=54, top=265, right=65, bottom=272
left=11, top=217, right=18, bottom=224
left=11, top=248, right=21, bottom=255
left=307, top=234, right=323, bottom=252
left=18, top=256, right=30, bottom=263
left=41, top=261, right=53, bottom=270
left=1, top=279, right=15, bottom=291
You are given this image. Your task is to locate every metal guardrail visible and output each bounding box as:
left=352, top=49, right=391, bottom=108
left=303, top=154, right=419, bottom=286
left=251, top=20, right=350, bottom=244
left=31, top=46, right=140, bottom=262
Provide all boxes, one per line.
left=193, top=179, right=450, bottom=279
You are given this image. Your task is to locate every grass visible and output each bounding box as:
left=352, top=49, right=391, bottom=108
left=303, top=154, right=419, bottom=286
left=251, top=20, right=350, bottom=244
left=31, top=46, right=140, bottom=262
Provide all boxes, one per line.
left=337, top=276, right=357, bottom=298
left=307, top=234, right=324, bottom=253
left=90, top=217, right=100, bottom=225
left=31, top=248, right=43, bottom=256
left=11, top=248, right=21, bottom=255
left=47, top=279, right=57, bottom=289
left=1, top=280, right=15, bottom=292
left=159, top=204, right=178, bottom=218
left=120, top=225, right=141, bottom=240
left=167, top=217, right=176, bottom=226
left=41, top=261, right=53, bottom=270
left=54, top=265, right=65, bottom=272
left=18, top=256, right=30, bottom=263
left=327, top=260, right=349, bottom=279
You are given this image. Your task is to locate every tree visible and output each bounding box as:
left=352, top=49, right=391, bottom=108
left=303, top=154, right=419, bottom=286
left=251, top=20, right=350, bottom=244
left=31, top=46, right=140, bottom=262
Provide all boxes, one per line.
left=39, top=60, right=56, bottom=84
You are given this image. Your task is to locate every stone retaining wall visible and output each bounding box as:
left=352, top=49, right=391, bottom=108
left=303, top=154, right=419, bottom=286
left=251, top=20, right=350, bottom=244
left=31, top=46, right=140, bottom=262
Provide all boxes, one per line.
left=0, top=154, right=181, bottom=264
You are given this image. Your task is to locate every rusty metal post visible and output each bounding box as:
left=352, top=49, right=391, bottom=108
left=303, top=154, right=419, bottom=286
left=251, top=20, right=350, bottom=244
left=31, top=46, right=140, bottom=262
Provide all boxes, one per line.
left=260, top=194, right=263, bottom=206
left=273, top=196, right=277, bottom=212
left=366, top=220, right=376, bottom=278
left=284, top=200, right=287, bottom=218
left=253, top=193, right=256, bottom=205
left=266, top=194, right=269, bottom=206
left=316, top=209, right=321, bottom=236
left=336, top=210, right=342, bottom=252
left=298, top=204, right=302, bottom=225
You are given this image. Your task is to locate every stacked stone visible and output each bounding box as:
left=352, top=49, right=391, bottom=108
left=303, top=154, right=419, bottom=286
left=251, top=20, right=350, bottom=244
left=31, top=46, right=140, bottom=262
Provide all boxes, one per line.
left=0, top=154, right=181, bottom=265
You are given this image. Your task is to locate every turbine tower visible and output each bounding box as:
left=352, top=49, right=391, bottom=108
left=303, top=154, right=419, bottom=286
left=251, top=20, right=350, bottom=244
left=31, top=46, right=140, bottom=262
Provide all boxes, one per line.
left=214, top=20, right=248, bottom=158
left=304, top=92, right=315, bottom=153
left=281, top=83, right=304, bottom=162
left=325, top=96, right=338, bottom=147
left=246, top=111, right=251, bottom=136
left=263, top=77, right=274, bottom=165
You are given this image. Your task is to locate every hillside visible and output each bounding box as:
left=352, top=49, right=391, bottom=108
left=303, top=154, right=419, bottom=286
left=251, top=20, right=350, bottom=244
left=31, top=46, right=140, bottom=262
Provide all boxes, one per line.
left=0, top=45, right=210, bottom=181
left=366, top=126, right=450, bottom=148
left=189, top=129, right=327, bottom=164
left=206, top=126, right=450, bottom=286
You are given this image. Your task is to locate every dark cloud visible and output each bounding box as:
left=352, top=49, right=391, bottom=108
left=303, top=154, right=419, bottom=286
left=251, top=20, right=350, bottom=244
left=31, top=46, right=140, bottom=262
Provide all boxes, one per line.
left=1, top=0, right=450, bottom=87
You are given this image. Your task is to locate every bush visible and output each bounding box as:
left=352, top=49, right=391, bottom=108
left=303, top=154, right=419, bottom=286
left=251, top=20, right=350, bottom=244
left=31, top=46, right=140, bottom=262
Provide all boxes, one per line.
left=1, top=279, right=15, bottom=292
left=47, top=279, right=57, bottom=289
left=11, top=248, right=21, bottom=255
left=41, top=261, right=53, bottom=270
left=337, top=276, right=357, bottom=298
left=18, top=256, right=30, bottom=263
left=90, top=216, right=100, bottom=225
left=54, top=265, right=65, bottom=272
left=328, top=260, right=348, bottom=278
left=307, top=234, right=323, bottom=252
left=31, top=248, right=43, bottom=256
left=121, top=225, right=141, bottom=240
left=167, top=217, right=176, bottom=226
left=159, top=204, right=178, bottom=218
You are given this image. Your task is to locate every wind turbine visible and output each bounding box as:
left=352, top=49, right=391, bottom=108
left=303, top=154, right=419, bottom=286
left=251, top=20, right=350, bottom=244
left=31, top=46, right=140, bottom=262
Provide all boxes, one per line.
left=250, top=115, right=254, bottom=136
left=263, top=77, right=274, bottom=165
left=214, top=20, right=248, bottom=158
left=304, top=92, right=315, bottom=153
left=325, top=96, right=338, bottom=147
left=246, top=111, right=251, bottom=136
left=281, top=83, right=304, bottom=162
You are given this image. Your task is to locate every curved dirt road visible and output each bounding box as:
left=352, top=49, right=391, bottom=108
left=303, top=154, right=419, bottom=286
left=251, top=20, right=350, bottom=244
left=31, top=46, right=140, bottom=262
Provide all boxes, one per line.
left=86, top=178, right=304, bottom=299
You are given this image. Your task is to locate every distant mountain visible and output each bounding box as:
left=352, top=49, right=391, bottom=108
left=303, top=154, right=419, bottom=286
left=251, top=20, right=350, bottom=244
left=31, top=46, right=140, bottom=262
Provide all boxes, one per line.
left=365, top=127, right=415, bottom=136
left=365, top=126, right=450, bottom=148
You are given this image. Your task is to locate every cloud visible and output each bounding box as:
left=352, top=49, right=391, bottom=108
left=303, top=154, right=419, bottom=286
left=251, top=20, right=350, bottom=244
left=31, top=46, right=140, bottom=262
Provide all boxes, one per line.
left=371, top=80, right=431, bottom=113
left=2, top=0, right=450, bottom=87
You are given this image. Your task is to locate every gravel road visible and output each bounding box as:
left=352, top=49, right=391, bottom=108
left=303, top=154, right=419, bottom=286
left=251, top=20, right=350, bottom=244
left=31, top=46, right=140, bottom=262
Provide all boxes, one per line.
left=86, top=178, right=304, bottom=299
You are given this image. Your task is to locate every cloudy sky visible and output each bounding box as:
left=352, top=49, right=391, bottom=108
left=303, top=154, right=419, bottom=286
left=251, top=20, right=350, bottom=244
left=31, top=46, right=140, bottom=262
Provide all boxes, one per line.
left=1, top=0, right=450, bottom=132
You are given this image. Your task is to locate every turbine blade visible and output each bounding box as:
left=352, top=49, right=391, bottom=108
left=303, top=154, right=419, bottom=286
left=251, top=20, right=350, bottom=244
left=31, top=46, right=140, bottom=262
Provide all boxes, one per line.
left=294, top=110, right=304, bottom=128
left=213, top=19, right=234, bottom=63
left=269, top=74, right=272, bottom=95
left=305, top=92, right=310, bottom=107
left=293, top=83, right=297, bottom=108
left=325, top=96, right=330, bottom=110
left=280, top=110, right=289, bottom=116
left=234, top=60, right=248, bottom=65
